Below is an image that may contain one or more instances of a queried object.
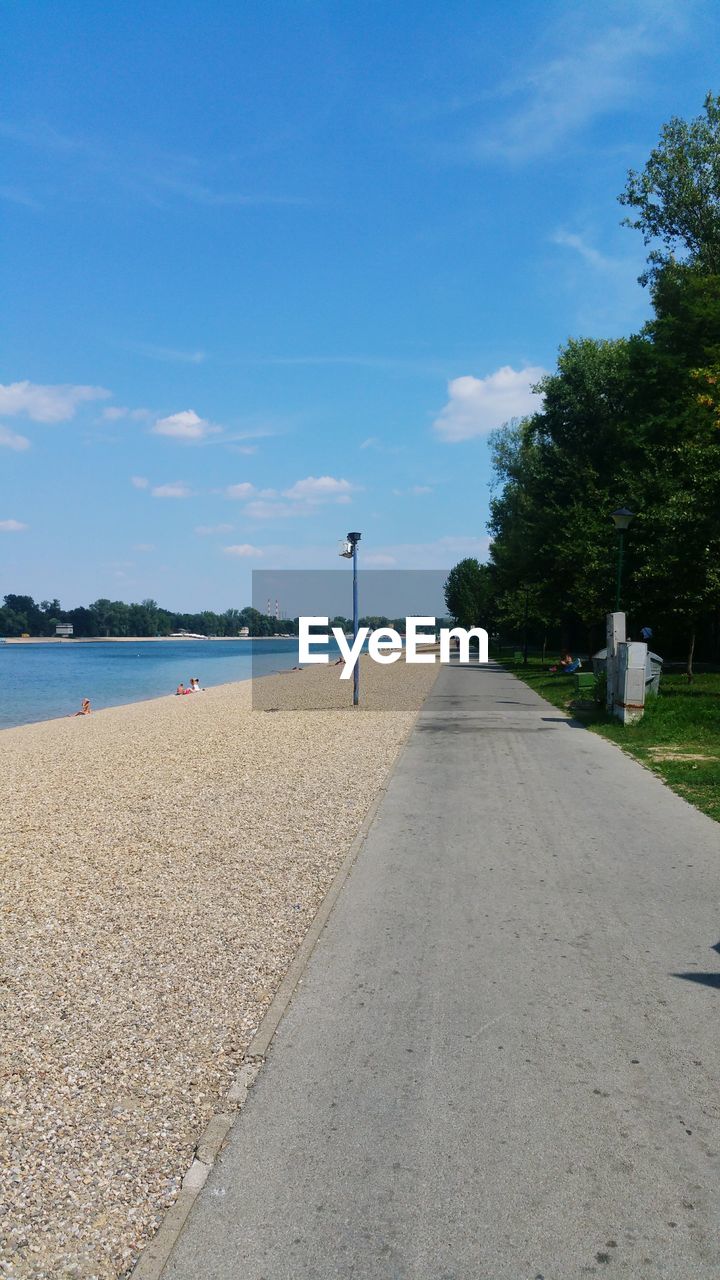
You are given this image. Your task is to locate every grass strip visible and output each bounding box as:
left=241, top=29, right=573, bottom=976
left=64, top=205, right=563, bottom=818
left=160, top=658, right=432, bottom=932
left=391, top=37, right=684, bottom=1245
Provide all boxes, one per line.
left=498, top=655, right=720, bottom=825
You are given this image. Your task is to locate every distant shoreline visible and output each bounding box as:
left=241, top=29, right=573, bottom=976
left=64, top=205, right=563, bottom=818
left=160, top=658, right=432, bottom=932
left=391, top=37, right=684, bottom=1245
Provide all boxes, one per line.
left=2, top=635, right=294, bottom=644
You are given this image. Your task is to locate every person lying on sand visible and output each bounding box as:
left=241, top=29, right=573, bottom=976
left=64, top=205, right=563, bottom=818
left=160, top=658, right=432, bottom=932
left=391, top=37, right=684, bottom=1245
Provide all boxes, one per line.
left=73, top=698, right=91, bottom=716
left=176, top=683, right=192, bottom=696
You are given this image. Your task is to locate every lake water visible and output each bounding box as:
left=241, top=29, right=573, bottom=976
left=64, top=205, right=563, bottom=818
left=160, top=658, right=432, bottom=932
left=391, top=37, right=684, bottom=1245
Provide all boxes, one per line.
left=0, top=638, right=326, bottom=729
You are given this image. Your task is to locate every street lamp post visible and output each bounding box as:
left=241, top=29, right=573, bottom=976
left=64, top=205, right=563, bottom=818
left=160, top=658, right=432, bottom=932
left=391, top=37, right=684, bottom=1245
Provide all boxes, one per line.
left=339, top=531, right=362, bottom=705
left=610, top=507, right=634, bottom=612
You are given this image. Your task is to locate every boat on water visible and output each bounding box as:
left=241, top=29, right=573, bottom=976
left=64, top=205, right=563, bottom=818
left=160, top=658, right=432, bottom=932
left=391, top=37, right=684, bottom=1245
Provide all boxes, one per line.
left=168, top=631, right=208, bottom=640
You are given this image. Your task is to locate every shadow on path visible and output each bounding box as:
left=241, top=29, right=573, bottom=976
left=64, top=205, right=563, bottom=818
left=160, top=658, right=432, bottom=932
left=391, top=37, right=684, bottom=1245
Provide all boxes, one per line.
left=673, top=972, right=720, bottom=989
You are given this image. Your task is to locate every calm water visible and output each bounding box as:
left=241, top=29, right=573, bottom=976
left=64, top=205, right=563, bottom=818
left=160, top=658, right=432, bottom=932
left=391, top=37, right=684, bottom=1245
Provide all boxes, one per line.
left=0, top=638, right=326, bottom=729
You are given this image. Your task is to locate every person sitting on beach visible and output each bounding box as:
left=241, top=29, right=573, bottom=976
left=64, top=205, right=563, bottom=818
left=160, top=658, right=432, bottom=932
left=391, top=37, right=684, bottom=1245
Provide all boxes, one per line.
left=190, top=677, right=204, bottom=691
left=176, top=682, right=189, bottom=696
left=73, top=698, right=91, bottom=716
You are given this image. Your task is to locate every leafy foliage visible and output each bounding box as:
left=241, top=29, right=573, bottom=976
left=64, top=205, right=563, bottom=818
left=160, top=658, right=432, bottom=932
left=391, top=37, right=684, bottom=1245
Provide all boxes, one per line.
left=444, top=559, right=496, bottom=630
left=619, top=92, right=720, bottom=283
left=0, top=597, right=299, bottom=638
left=486, top=265, right=720, bottom=672
left=478, top=97, right=720, bottom=679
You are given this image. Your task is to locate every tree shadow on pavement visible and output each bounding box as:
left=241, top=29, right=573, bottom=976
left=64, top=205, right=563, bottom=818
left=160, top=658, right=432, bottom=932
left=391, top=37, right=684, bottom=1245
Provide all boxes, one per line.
left=541, top=716, right=588, bottom=730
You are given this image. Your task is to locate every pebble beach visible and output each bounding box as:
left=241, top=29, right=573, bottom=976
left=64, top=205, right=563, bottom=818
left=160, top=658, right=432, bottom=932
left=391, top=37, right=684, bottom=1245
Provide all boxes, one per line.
left=1, top=658, right=438, bottom=1280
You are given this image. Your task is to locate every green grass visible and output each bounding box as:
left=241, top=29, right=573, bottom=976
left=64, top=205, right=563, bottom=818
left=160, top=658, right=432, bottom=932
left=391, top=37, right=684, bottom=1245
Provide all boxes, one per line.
left=498, top=655, right=720, bottom=824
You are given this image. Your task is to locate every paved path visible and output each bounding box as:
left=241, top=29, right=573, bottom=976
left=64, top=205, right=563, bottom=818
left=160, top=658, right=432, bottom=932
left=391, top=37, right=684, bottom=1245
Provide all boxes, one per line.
left=166, top=662, right=720, bottom=1279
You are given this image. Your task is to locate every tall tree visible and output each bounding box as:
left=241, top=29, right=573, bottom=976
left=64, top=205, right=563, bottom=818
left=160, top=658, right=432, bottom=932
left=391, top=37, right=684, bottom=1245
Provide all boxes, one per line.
left=444, top=559, right=495, bottom=631
left=619, top=92, right=720, bottom=283
left=628, top=265, right=720, bottom=679
left=489, top=339, right=639, bottom=650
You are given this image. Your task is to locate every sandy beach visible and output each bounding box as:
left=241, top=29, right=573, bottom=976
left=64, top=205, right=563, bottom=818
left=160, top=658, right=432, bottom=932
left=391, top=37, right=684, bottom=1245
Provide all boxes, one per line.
left=1, top=658, right=438, bottom=1280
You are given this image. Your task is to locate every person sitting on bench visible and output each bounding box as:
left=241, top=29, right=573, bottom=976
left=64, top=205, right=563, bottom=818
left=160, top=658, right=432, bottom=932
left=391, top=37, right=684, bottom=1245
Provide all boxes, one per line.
left=549, top=652, right=582, bottom=675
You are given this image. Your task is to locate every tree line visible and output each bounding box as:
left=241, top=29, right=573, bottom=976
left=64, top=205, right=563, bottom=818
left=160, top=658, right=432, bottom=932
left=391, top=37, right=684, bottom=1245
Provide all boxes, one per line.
left=446, top=94, right=720, bottom=679
left=0, top=595, right=419, bottom=639
left=0, top=595, right=296, bottom=638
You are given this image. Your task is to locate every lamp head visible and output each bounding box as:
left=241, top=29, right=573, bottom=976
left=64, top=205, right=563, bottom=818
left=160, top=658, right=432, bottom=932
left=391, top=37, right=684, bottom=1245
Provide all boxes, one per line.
left=610, top=507, right=634, bottom=531
left=346, top=531, right=362, bottom=546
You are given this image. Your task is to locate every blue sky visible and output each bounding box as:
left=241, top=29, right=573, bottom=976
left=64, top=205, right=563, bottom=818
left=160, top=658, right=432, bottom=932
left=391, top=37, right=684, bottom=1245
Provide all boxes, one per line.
left=2, top=0, right=718, bottom=611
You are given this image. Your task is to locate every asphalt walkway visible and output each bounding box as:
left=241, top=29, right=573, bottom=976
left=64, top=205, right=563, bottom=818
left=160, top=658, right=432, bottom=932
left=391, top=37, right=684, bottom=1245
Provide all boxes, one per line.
left=166, top=660, right=720, bottom=1279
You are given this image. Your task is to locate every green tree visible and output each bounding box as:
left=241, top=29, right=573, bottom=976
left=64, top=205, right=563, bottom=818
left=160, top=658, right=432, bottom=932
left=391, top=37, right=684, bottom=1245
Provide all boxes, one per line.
left=489, top=339, right=639, bottom=651
left=619, top=93, right=720, bottom=283
left=222, top=608, right=243, bottom=635
left=3, top=594, right=42, bottom=633
left=89, top=598, right=132, bottom=636
left=238, top=606, right=273, bottom=635
left=444, top=559, right=494, bottom=630
left=627, top=265, right=720, bottom=679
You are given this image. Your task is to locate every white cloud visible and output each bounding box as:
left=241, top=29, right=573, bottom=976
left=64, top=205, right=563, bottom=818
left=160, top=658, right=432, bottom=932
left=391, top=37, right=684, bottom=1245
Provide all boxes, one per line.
left=152, top=409, right=220, bottom=441
left=131, top=475, right=149, bottom=489
left=359, top=435, right=403, bottom=455
left=216, top=474, right=360, bottom=522
left=468, top=6, right=688, bottom=163
left=0, top=518, right=28, bottom=532
left=0, top=425, right=30, bottom=451
left=0, top=121, right=310, bottom=213
left=103, top=405, right=152, bottom=422
left=283, top=475, right=355, bottom=502
left=225, top=482, right=256, bottom=500
left=551, top=229, right=613, bottom=270
left=151, top=481, right=192, bottom=498
left=196, top=523, right=234, bottom=535
left=364, top=552, right=398, bottom=566
left=244, top=499, right=298, bottom=520
left=0, top=380, right=110, bottom=422
left=366, top=534, right=491, bottom=568
left=223, top=543, right=263, bottom=558
left=433, top=365, right=546, bottom=442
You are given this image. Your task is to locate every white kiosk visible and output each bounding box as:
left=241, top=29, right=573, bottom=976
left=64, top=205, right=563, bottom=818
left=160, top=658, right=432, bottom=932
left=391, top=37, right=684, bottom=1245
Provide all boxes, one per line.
left=606, top=612, right=647, bottom=724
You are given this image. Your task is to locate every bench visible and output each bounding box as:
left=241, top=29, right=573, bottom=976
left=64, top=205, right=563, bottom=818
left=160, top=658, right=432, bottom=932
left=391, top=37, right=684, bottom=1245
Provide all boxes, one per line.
left=574, top=672, right=596, bottom=696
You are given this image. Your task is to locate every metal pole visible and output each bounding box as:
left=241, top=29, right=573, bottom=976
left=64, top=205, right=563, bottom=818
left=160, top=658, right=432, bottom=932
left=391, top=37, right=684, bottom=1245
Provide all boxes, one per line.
left=352, top=540, right=359, bottom=706
left=523, top=587, right=529, bottom=665
left=615, top=529, right=625, bottom=612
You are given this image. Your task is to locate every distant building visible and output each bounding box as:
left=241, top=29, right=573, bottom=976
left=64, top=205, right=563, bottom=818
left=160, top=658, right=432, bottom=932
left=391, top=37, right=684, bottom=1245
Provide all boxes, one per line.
left=239, top=627, right=250, bottom=637
left=55, top=623, right=74, bottom=637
